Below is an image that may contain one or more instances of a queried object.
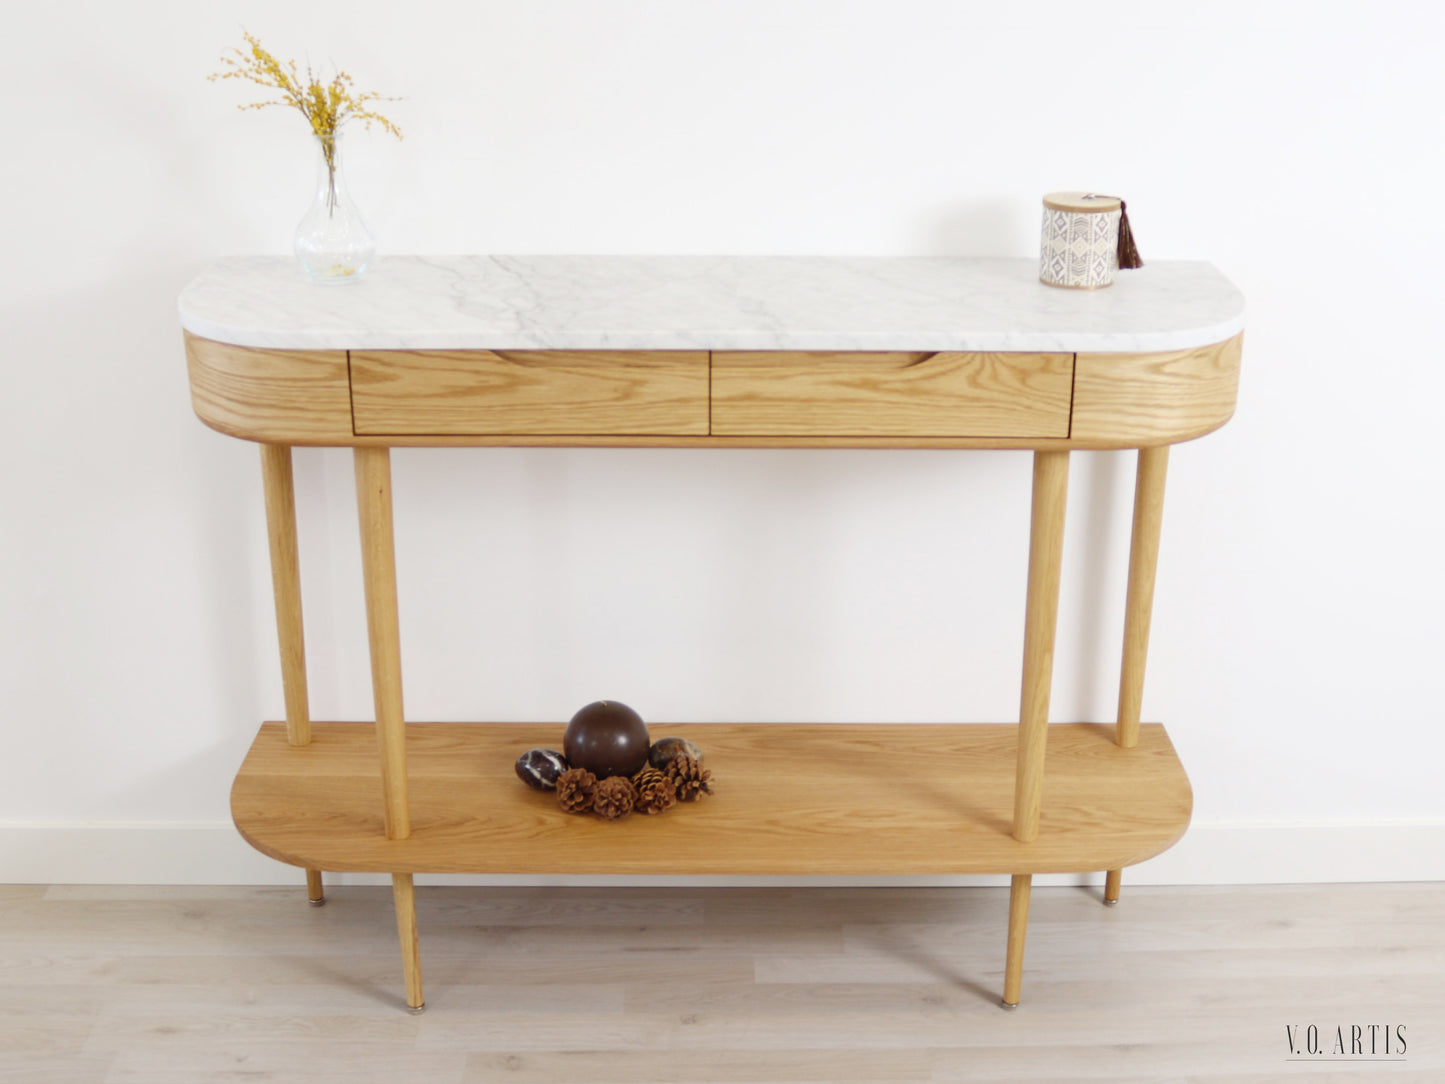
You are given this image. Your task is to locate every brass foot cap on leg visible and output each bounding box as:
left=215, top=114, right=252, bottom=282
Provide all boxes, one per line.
left=308, top=896, right=327, bottom=907
left=407, top=1002, right=426, bottom=1015
left=1000, top=999, right=1019, bottom=1011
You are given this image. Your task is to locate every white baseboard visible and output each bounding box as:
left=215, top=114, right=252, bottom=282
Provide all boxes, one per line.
left=3, top=819, right=1442, bottom=887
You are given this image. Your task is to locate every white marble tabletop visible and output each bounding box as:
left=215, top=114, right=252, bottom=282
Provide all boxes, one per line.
left=178, top=255, right=1245, bottom=353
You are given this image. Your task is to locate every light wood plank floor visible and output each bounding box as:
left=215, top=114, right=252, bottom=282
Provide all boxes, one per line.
left=1, top=882, right=1441, bottom=1082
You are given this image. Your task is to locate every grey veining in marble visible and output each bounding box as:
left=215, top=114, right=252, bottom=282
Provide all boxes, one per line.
left=178, top=255, right=1245, bottom=353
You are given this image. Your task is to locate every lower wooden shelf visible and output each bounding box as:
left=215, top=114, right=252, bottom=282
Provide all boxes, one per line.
left=231, top=721, right=1191, bottom=876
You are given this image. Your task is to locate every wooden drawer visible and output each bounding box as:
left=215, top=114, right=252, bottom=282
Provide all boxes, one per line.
left=711, top=351, right=1074, bottom=438
left=350, top=349, right=710, bottom=436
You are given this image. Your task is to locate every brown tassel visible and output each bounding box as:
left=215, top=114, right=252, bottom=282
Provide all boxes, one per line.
left=1116, top=201, right=1143, bottom=269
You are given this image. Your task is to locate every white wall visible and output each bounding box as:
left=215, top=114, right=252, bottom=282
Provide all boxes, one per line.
left=2, top=1, right=1442, bottom=884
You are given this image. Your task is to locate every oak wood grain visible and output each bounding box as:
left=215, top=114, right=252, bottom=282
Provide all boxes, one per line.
left=184, top=332, right=353, bottom=443
left=350, top=349, right=709, bottom=436
left=1003, top=873, right=1032, bottom=1006
left=1105, top=445, right=1170, bottom=905
left=258, top=445, right=310, bottom=748
left=711, top=351, right=1073, bottom=438
left=392, top=873, right=423, bottom=1010
left=230, top=722, right=1192, bottom=877
left=354, top=448, right=410, bottom=840
left=186, top=333, right=1242, bottom=449
left=1117, top=446, right=1170, bottom=751
left=1071, top=333, right=1242, bottom=445
left=1013, top=452, right=1069, bottom=844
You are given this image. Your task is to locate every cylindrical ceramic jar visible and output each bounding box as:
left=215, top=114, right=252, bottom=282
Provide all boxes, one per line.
left=1039, top=192, right=1122, bottom=289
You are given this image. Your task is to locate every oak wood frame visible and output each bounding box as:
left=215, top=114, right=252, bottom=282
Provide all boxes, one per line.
left=211, top=333, right=1239, bottom=1011
left=232, top=722, right=1190, bottom=875
left=185, top=332, right=1241, bottom=450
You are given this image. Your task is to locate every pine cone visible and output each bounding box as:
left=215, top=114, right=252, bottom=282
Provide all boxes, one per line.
left=556, top=767, right=597, bottom=814
left=632, top=766, right=677, bottom=815
left=592, top=775, right=637, bottom=820
left=664, top=753, right=712, bottom=802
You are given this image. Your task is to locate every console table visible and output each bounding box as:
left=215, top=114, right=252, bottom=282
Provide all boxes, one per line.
left=179, top=255, right=1244, bottom=1012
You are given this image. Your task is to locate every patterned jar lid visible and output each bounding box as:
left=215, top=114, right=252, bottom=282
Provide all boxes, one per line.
left=1043, top=192, right=1122, bottom=214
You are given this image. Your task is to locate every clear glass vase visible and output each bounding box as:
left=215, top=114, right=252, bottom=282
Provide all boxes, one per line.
left=294, top=133, right=375, bottom=284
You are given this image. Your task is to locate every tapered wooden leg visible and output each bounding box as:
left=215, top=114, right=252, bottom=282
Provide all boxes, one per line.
left=1105, top=445, right=1169, bottom=902
left=1002, top=873, right=1032, bottom=1008
left=260, top=444, right=324, bottom=904
left=393, top=873, right=424, bottom=1012
left=1116, top=446, right=1168, bottom=750
left=357, top=450, right=419, bottom=1009
left=354, top=447, right=410, bottom=840
left=259, top=445, right=311, bottom=748
left=1004, top=452, right=1067, bottom=1008
left=1013, top=451, right=1070, bottom=843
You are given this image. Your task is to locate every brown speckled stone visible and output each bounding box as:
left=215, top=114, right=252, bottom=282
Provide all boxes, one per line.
left=514, top=748, right=568, bottom=790
left=648, top=736, right=702, bottom=770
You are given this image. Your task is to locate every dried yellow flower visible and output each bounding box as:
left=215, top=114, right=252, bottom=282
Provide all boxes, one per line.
left=209, top=32, right=402, bottom=178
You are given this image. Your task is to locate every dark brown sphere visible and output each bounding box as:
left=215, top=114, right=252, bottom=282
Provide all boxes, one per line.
left=563, top=700, right=650, bottom=779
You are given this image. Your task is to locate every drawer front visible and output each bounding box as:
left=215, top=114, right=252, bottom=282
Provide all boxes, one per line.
left=711, top=351, right=1074, bottom=438
left=351, top=349, right=710, bottom=436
